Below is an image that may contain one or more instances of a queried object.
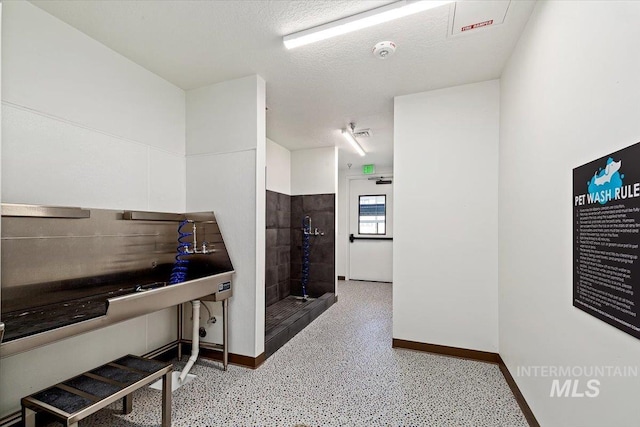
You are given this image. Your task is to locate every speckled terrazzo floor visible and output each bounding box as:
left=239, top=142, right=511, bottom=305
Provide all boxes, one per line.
left=70, top=280, right=528, bottom=427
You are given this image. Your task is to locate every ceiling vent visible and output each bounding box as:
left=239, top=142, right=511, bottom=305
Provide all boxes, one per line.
left=352, top=128, right=373, bottom=138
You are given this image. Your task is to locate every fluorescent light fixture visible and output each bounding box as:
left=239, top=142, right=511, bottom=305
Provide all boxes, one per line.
left=342, top=129, right=366, bottom=157
left=283, top=0, right=454, bottom=49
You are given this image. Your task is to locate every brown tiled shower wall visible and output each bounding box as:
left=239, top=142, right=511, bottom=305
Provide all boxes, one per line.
left=290, top=194, right=336, bottom=298
left=266, top=191, right=291, bottom=307
left=266, top=191, right=336, bottom=307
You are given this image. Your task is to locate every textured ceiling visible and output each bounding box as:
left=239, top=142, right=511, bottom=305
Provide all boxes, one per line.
left=30, top=0, right=536, bottom=170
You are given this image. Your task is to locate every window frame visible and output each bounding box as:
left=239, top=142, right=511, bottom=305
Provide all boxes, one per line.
left=358, top=194, right=387, bottom=235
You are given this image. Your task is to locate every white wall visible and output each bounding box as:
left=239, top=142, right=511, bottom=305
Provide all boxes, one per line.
left=500, top=2, right=640, bottom=426
left=266, top=138, right=291, bottom=195
left=393, top=80, right=499, bottom=353
left=0, top=1, right=185, bottom=417
left=3, top=2, right=184, bottom=157
left=186, top=75, right=266, bottom=358
left=337, top=169, right=348, bottom=277
left=291, top=147, right=338, bottom=196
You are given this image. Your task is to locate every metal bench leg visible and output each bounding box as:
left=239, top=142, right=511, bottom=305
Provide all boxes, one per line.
left=123, top=393, right=133, bottom=414
left=223, top=298, right=228, bottom=371
left=22, top=407, right=36, bottom=427
left=162, top=371, right=172, bottom=427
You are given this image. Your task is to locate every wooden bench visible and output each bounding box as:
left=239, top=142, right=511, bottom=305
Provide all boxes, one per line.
left=21, top=355, right=172, bottom=427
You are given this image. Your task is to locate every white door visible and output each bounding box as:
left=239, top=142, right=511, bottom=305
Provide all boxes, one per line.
left=348, top=178, right=393, bottom=282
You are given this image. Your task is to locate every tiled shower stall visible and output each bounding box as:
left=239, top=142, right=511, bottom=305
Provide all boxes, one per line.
left=265, top=190, right=336, bottom=357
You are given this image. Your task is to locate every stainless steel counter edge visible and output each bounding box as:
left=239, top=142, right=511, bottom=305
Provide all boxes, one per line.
left=0, top=271, right=234, bottom=358
left=2, top=204, right=90, bottom=219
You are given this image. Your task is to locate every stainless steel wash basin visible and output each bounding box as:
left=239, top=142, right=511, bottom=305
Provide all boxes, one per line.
left=0, top=205, right=234, bottom=358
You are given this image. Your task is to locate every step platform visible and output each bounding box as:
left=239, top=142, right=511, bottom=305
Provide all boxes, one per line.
left=21, top=355, right=172, bottom=427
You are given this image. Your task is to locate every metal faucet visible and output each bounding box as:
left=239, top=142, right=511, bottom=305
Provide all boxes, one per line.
left=185, top=221, right=216, bottom=255
left=303, top=217, right=324, bottom=236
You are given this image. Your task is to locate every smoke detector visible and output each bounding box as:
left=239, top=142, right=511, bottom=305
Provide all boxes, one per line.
left=352, top=128, right=373, bottom=138
left=372, top=41, right=396, bottom=59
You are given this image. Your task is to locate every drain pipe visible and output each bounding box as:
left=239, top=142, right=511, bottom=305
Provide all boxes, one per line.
left=179, top=300, right=200, bottom=382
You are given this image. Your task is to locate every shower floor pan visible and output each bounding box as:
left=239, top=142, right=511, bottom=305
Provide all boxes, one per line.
left=265, top=293, right=335, bottom=358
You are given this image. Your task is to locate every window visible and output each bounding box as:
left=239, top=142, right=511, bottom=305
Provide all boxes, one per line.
left=359, top=195, right=386, bottom=235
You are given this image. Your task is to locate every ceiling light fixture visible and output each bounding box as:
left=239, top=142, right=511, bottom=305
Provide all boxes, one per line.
left=342, top=124, right=366, bottom=157
left=283, top=0, right=454, bottom=49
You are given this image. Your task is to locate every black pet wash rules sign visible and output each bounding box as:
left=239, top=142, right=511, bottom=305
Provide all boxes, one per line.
left=574, top=142, right=640, bottom=339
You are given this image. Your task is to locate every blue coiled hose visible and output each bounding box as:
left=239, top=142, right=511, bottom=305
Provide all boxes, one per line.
left=169, top=220, right=192, bottom=284
left=301, top=216, right=311, bottom=300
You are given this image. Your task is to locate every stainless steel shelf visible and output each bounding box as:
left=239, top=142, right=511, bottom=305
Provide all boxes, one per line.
left=122, top=211, right=186, bottom=222
left=2, top=204, right=90, bottom=219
